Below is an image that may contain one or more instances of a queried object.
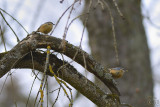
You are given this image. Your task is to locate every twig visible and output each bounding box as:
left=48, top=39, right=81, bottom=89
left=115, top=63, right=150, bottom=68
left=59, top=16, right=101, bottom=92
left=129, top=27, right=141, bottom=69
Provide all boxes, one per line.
left=78, top=0, right=93, bottom=76
left=10, top=72, right=18, bottom=107
left=0, top=11, right=20, bottom=42
left=0, top=8, right=29, bottom=34
left=60, top=0, right=79, bottom=51
left=112, top=0, right=125, bottom=20
left=26, top=72, right=40, bottom=107
left=46, top=78, right=49, bottom=107
left=0, top=73, right=9, bottom=95
left=30, top=51, right=41, bottom=80
left=49, top=65, right=73, bottom=106
left=52, top=87, right=61, bottom=106
left=50, top=1, right=79, bottom=35
left=102, top=0, right=120, bottom=65
left=0, top=25, right=7, bottom=51
left=40, top=46, right=51, bottom=107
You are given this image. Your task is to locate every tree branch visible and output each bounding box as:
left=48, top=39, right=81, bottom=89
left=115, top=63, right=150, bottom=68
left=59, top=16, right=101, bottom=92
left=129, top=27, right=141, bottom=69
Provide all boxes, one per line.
left=0, top=51, right=120, bottom=106
left=0, top=32, right=120, bottom=96
left=15, top=51, right=119, bottom=106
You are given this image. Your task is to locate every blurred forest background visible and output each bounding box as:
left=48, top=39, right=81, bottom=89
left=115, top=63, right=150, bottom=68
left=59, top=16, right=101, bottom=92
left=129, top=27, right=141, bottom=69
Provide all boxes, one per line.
left=0, top=0, right=160, bottom=107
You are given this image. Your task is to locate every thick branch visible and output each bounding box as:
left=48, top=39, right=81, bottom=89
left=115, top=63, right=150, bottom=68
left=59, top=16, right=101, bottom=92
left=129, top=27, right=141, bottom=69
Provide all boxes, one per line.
left=0, top=51, right=119, bottom=106
left=0, top=32, right=120, bottom=95
left=14, top=51, right=119, bottom=106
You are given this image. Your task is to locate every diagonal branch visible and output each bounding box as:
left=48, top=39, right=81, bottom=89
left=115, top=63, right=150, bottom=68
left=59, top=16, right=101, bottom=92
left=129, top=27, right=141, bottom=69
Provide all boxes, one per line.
left=0, top=32, right=120, bottom=96
left=1, top=51, right=119, bottom=106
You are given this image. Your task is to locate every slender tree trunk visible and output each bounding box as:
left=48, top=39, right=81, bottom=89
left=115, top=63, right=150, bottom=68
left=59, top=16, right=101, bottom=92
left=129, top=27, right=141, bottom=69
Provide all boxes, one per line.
left=83, top=0, right=153, bottom=106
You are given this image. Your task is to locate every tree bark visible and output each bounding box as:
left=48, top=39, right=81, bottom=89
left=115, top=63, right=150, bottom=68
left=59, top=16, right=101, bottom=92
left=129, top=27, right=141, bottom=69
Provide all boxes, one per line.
left=83, top=0, right=153, bottom=106
left=0, top=33, right=120, bottom=106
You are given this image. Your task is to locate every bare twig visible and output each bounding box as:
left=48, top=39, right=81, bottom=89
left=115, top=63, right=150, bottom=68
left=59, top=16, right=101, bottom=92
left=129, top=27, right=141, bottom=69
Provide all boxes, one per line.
left=0, top=11, right=20, bottom=42
left=51, top=1, right=79, bottom=35
left=52, top=87, right=61, bottom=106
left=79, top=0, right=93, bottom=76
left=49, top=65, right=73, bottom=106
left=26, top=72, right=40, bottom=107
left=0, top=8, right=29, bottom=34
left=0, top=73, right=9, bottom=95
left=10, top=72, right=18, bottom=107
left=60, top=0, right=79, bottom=51
left=40, top=46, right=51, bottom=107
left=79, top=0, right=92, bottom=48
left=112, top=0, right=125, bottom=20
left=0, top=25, right=7, bottom=51
left=30, top=51, right=41, bottom=80
left=46, top=78, right=49, bottom=107
left=102, top=0, right=120, bottom=65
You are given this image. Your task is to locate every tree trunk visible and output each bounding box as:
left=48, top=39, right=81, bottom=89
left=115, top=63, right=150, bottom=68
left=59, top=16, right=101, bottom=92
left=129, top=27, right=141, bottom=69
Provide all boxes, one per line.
left=83, top=0, right=153, bottom=106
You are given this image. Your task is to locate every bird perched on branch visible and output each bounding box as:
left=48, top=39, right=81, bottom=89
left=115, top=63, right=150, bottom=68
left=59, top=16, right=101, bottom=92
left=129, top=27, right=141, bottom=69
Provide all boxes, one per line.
left=108, top=67, right=126, bottom=79
left=36, top=22, right=54, bottom=34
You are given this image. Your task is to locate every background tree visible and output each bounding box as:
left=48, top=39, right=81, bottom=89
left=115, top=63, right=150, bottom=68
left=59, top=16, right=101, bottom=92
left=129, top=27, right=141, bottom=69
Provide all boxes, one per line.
left=83, top=0, right=153, bottom=106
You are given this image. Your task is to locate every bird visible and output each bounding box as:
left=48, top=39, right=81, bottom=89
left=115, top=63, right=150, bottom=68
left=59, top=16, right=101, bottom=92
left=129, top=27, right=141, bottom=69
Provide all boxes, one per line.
left=108, top=67, right=126, bottom=79
left=36, top=22, right=54, bottom=34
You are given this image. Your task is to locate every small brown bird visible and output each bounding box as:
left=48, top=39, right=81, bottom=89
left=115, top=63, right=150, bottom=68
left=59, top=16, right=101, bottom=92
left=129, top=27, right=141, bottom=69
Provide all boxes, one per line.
left=108, top=67, right=126, bottom=79
left=36, top=22, right=54, bottom=34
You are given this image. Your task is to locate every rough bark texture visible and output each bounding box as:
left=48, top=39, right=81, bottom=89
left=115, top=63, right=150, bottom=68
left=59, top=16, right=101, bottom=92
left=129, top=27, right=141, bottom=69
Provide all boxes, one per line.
left=0, top=32, right=119, bottom=95
left=83, top=0, right=153, bottom=106
left=0, top=33, right=120, bottom=106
